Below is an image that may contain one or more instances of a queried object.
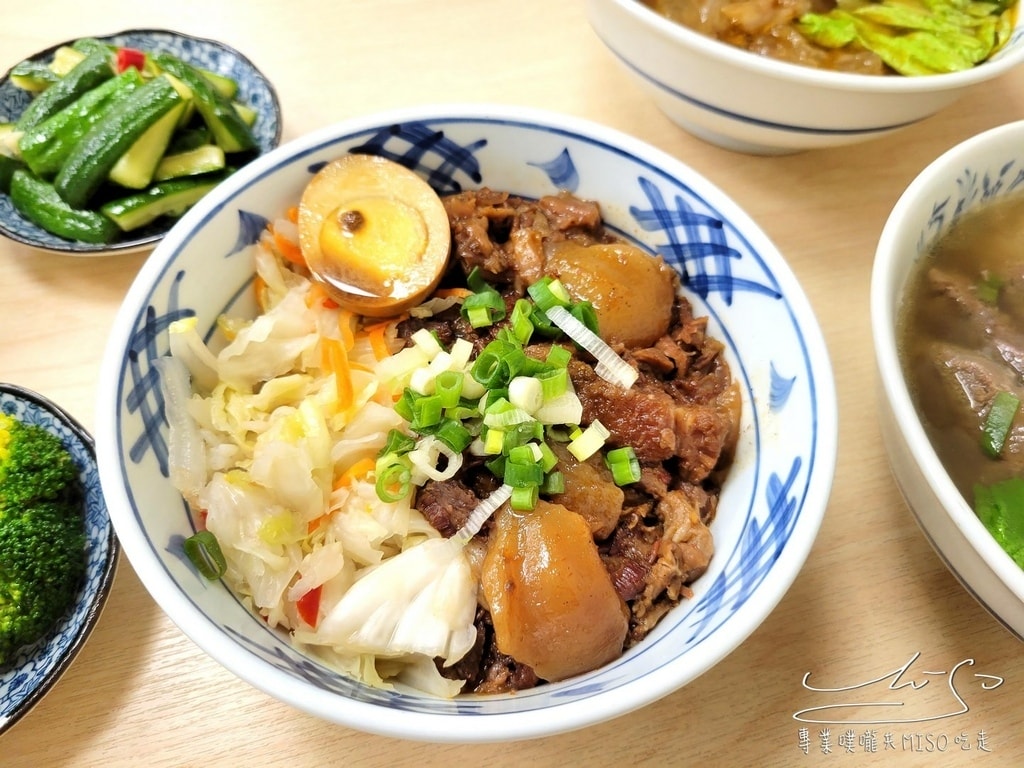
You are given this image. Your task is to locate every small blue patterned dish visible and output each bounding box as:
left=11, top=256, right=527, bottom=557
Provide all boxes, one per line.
left=0, top=383, right=119, bottom=734
left=96, top=105, right=837, bottom=742
left=0, top=28, right=282, bottom=256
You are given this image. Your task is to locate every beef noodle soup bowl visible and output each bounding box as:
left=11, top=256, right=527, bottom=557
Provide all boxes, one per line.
left=872, top=120, right=1024, bottom=639
left=585, top=0, right=1024, bottom=154
left=96, top=106, right=837, bottom=742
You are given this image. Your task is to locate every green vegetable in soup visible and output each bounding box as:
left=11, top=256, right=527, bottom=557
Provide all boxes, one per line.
left=975, top=478, right=1024, bottom=568
left=798, top=0, right=1016, bottom=75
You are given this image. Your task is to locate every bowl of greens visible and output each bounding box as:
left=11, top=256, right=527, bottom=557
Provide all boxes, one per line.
left=586, top=0, right=1024, bottom=154
left=0, top=383, right=119, bottom=734
left=872, top=121, right=1024, bottom=639
left=0, top=28, right=282, bottom=255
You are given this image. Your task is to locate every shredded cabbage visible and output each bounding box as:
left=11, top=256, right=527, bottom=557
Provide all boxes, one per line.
left=160, top=235, right=481, bottom=696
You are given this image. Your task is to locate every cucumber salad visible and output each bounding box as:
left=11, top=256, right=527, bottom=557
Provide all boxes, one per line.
left=0, top=37, right=260, bottom=244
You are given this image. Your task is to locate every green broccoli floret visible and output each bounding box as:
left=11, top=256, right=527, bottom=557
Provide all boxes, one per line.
left=0, top=413, right=87, bottom=667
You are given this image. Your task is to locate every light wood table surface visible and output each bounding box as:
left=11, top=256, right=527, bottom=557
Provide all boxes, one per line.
left=3, top=1, right=1024, bottom=765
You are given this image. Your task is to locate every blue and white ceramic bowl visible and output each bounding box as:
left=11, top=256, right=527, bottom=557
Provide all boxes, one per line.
left=872, top=121, right=1024, bottom=640
left=585, top=0, right=1024, bottom=155
left=0, top=384, right=119, bottom=734
left=0, top=28, right=282, bottom=255
left=96, top=105, right=837, bottom=742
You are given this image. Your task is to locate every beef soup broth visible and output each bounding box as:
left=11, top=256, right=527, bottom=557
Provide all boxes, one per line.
left=897, top=190, right=1024, bottom=503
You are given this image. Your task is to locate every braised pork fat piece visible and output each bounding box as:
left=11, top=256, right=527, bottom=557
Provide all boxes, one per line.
left=403, top=189, right=741, bottom=693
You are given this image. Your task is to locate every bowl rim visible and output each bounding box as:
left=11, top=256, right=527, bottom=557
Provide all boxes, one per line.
left=871, top=119, right=1024, bottom=606
left=589, top=0, right=1024, bottom=93
left=0, top=382, right=120, bottom=735
left=0, top=27, right=284, bottom=257
left=96, top=102, right=837, bottom=742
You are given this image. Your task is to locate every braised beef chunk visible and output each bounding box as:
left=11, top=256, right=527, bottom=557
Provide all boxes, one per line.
left=443, top=188, right=614, bottom=286
left=416, top=478, right=480, bottom=539
left=404, top=190, right=738, bottom=694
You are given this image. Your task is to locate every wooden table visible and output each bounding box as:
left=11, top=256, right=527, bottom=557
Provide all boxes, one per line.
left=3, top=1, right=1024, bottom=765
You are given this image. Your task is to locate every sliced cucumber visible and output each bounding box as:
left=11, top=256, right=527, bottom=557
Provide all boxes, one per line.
left=100, top=173, right=225, bottom=231
left=154, top=144, right=226, bottom=181
left=109, top=99, right=187, bottom=189
left=48, top=46, right=86, bottom=77
left=9, top=168, right=119, bottom=244
left=16, top=47, right=114, bottom=132
left=153, top=53, right=256, bottom=153
left=232, top=101, right=257, bottom=127
left=0, top=125, right=22, bottom=160
left=18, top=68, right=144, bottom=178
left=9, top=59, right=60, bottom=92
left=0, top=155, right=23, bottom=194
left=197, top=68, right=238, bottom=99
left=54, top=74, right=183, bottom=208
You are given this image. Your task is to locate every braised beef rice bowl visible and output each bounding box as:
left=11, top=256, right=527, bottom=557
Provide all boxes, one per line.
left=160, top=171, right=740, bottom=697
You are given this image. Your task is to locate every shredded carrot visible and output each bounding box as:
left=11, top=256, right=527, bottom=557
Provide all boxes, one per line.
left=365, top=321, right=392, bottom=361
left=285, top=205, right=299, bottom=224
left=306, top=281, right=339, bottom=309
left=337, top=309, right=356, bottom=350
left=253, top=273, right=269, bottom=312
left=333, top=457, right=376, bottom=490
left=321, top=337, right=354, bottom=410
left=307, top=515, right=328, bottom=535
left=433, top=287, right=473, bottom=299
left=273, top=228, right=306, bottom=268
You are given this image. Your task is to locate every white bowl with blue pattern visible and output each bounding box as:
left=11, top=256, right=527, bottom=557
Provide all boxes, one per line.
left=0, top=384, right=119, bottom=734
left=0, top=28, right=282, bottom=255
left=96, top=105, right=837, bottom=742
left=585, top=0, right=1024, bottom=155
left=872, top=120, right=1024, bottom=639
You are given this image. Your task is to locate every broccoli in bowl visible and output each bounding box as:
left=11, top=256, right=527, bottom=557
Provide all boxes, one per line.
left=0, top=412, right=87, bottom=667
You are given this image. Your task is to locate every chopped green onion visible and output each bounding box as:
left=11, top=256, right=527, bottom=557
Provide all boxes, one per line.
left=509, top=375, right=543, bottom=413
left=411, top=393, right=444, bottom=430
left=537, top=441, right=558, bottom=472
left=482, top=427, right=506, bottom=455
left=510, top=484, right=540, bottom=511
left=982, top=390, right=1020, bottom=458
left=605, top=446, right=641, bottom=485
left=536, top=367, right=568, bottom=400
left=503, top=421, right=544, bottom=451
left=471, top=350, right=505, bottom=388
left=483, top=400, right=534, bottom=428
left=461, top=286, right=506, bottom=328
left=510, top=298, right=535, bottom=344
left=508, top=443, right=543, bottom=465
left=545, top=344, right=572, bottom=368
left=529, top=304, right=560, bottom=338
left=504, top=460, right=545, bottom=488
left=379, top=428, right=416, bottom=457
left=540, top=470, right=565, bottom=495
left=375, top=456, right=412, bottom=502
left=570, top=300, right=600, bottom=335
left=435, top=418, right=474, bottom=453
left=434, top=370, right=464, bottom=408
left=183, top=530, right=227, bottom=580
left=569, top=420, right=610, bottom=461
left=527, top=276, right=572, bottom=311
left=411, top=327, right=443, bottom=358
left=393, top=388, right=416, bottom=421
left=976, top=271, right=1005, bottom=305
